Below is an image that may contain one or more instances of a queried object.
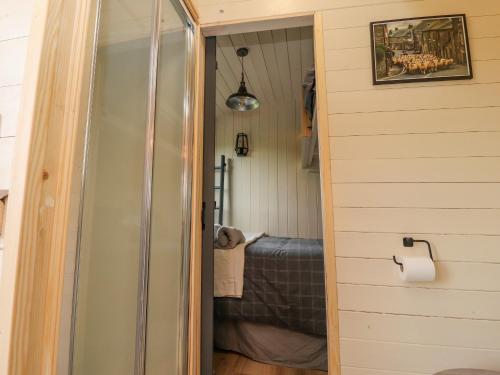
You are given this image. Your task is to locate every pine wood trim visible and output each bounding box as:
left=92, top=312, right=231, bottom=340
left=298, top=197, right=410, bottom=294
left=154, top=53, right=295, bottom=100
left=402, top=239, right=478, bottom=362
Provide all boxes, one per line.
left=314, top=12, right=341, bottom=375
left=188, top=26, right=205, bottom=375
left=183, top=0, right=200, bottom=24
left=0, top=0, right=98, bottom=373
left=195, top=12, right=341, bottom=374
left=201, top=11, right=313, bottom=37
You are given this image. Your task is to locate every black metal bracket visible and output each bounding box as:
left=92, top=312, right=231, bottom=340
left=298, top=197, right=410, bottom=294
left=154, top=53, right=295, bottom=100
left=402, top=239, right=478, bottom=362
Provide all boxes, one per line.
left=201, top=201, right=206, bottom=230
left=392, top=256, right=404, bottom=270
left=392, top=236, right=434, bottom=270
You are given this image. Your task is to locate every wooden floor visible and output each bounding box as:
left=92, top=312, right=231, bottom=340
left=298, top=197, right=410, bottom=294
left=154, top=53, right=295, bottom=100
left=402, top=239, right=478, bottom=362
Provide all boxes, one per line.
left=214, top=351, right=327, bottom=375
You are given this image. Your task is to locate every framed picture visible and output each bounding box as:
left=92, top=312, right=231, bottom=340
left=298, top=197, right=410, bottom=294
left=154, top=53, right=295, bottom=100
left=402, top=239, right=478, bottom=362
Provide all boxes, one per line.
left=370, top=14, right=473, bottom=85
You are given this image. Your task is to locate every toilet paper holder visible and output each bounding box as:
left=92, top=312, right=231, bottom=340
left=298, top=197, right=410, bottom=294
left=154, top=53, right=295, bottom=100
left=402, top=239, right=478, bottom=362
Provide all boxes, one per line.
left=393, top=237, right=434, bottom=270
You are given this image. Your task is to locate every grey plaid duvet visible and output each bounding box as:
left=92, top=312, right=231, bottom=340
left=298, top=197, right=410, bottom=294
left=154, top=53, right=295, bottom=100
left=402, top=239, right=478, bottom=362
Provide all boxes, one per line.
left=214, top=236, right=327, bottom=337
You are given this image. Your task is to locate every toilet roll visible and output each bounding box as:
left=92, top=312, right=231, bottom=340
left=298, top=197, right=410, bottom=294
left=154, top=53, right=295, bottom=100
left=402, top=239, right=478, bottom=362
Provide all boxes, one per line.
left=397, top=256, right=436, bottom=282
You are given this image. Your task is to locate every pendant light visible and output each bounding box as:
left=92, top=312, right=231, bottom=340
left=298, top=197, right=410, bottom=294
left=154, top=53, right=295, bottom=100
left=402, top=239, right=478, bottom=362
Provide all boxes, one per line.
left=226, top=47, right=260, bottom=112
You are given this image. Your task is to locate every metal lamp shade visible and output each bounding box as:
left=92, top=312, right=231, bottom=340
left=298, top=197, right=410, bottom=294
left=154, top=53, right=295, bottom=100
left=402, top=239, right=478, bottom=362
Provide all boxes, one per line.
left=226, top=47, right=260, bottom=112
left=226, top=81, right=259, bottom=112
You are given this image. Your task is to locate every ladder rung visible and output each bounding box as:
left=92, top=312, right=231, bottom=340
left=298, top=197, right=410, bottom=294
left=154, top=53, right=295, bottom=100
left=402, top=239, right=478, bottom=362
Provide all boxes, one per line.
left=214, top=186, right=221, bottom=189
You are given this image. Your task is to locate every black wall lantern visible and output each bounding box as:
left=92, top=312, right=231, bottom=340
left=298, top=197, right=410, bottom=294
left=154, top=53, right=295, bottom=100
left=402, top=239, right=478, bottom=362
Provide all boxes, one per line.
left=235, top=133, right=249, bottom=157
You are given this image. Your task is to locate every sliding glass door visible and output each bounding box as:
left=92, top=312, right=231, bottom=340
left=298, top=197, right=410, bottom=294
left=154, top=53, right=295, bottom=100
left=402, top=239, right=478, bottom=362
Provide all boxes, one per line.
left=146, top=1, right=194, bottom=374
left=70, top=0, right=194, bottom=374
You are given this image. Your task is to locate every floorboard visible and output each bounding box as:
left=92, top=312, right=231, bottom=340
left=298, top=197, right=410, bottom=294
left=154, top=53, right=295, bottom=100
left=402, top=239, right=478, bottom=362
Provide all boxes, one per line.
left=213, top=351, right=327, bottom=375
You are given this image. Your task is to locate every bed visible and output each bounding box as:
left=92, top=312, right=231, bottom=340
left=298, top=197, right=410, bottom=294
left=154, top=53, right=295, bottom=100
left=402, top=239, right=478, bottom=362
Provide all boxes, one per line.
left=214, top=235, right=328, bottom=371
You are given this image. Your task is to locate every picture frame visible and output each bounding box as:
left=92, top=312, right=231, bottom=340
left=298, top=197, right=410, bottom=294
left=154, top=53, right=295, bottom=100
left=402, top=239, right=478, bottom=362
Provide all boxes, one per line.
left=370, top=14, right=473, bottom=85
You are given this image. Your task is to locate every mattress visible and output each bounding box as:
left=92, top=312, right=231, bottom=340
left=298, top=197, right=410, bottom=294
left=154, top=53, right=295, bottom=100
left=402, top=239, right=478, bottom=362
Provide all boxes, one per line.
left=214, top=236, right=327, bottom=336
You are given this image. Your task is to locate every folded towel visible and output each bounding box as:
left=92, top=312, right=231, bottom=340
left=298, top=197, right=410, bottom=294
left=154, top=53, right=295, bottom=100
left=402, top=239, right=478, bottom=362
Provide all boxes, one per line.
left=214, top=225, right=246, bottom=249
left=214, top=232, right=264, bottom=297
left=214, top=224, right=221, bottom=242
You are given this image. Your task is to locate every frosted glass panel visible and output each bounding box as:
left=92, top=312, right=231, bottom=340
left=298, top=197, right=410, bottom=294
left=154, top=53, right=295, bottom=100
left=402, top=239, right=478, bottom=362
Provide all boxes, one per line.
left=146, top=0, right=192, bottom=374
left=71, top=0, right=193, bottom=374
left=71, top=0, right=154, bottom=374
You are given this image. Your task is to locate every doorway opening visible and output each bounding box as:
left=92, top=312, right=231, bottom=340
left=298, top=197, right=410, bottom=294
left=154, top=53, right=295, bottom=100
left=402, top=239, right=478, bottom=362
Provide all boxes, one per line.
left=202, top=21, right=329, bottom=375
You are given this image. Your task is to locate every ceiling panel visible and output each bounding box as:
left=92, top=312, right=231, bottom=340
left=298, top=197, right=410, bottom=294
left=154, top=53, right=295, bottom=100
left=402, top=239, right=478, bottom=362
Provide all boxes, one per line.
left=272, top=29, right=293, bottom=99
left=241, top=32, right=276, bottom=104
left=286, top=27, right=304, bottom=108
left=229, top=33, right=270, bottom=104
left=216, top=26, right=314, bottom=115
left=257, top=30, right=285, bottom=100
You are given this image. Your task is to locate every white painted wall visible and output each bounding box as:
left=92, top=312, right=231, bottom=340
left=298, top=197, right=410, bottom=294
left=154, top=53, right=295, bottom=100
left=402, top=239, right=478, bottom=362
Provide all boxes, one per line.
left=0, top=1, right=32, bottom=141
left=215, top=104, right=323, bottom=239
left=200, top=0, right=500, bottom=373
left=0, top=0, right=34, bottom=284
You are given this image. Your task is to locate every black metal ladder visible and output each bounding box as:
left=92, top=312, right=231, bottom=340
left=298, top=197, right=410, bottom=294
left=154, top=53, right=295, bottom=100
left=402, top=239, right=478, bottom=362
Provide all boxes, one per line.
left=214, top=154, right=226, bottom=225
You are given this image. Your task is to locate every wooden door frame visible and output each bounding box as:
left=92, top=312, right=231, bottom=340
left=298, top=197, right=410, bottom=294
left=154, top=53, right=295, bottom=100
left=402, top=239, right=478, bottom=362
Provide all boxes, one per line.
left=194, top=12, right=341, bottom=375
left=0, top=0, right=100, bottom=373
left=0, top=1, right=339, bottom=373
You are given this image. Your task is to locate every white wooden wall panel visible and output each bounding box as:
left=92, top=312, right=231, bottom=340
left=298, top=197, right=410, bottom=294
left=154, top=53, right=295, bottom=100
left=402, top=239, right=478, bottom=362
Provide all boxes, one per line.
left=0, top=0, right=34, bottom=201
left=0, top=0, right=35, bottom=41
left=332, top=157, right=500, bottom=183
left=0, top=0, right=33, bottom=361
left=199, top=0, right=500, bottom=371
left=338, top=284, right=500, bottom=320
left=0, top=138, right=14, bottom=191
left=339, top=311, right=500, bottom=350
left=0, top=38, right=28, bottom=87
left=341, top=368, right=426, bottom=375
left=328, top=83, right=500, bottom=114
left=337, top=258, right=500, bottom=291
left=332, top=132, right=500, bottom=159
left=322, top=0, right=500, bottom=29
left=215, top=105, right=323, bottom=238
left=334, top=183, right=500, bottom=209
left=340, top=339, right=500, bottom=374
left=0, top=86, right=21, bottom=137
left=325, top=48, right=370, bottom=71
left=335, top=231, right=500, bottom=263
left=330, top=107, right=500, bottom=137
left=334, top=208, right=500, bottom=235
left=267, top=107, right=279, bottom=235
left=471, top=36, right=500, bottom=60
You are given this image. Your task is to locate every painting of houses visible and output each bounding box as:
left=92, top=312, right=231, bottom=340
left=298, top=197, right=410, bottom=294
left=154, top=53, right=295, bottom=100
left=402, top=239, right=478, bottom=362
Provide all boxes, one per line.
left=389, top=27, right=415, bottom=51
left=370, top=15, right=473, bottom=84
